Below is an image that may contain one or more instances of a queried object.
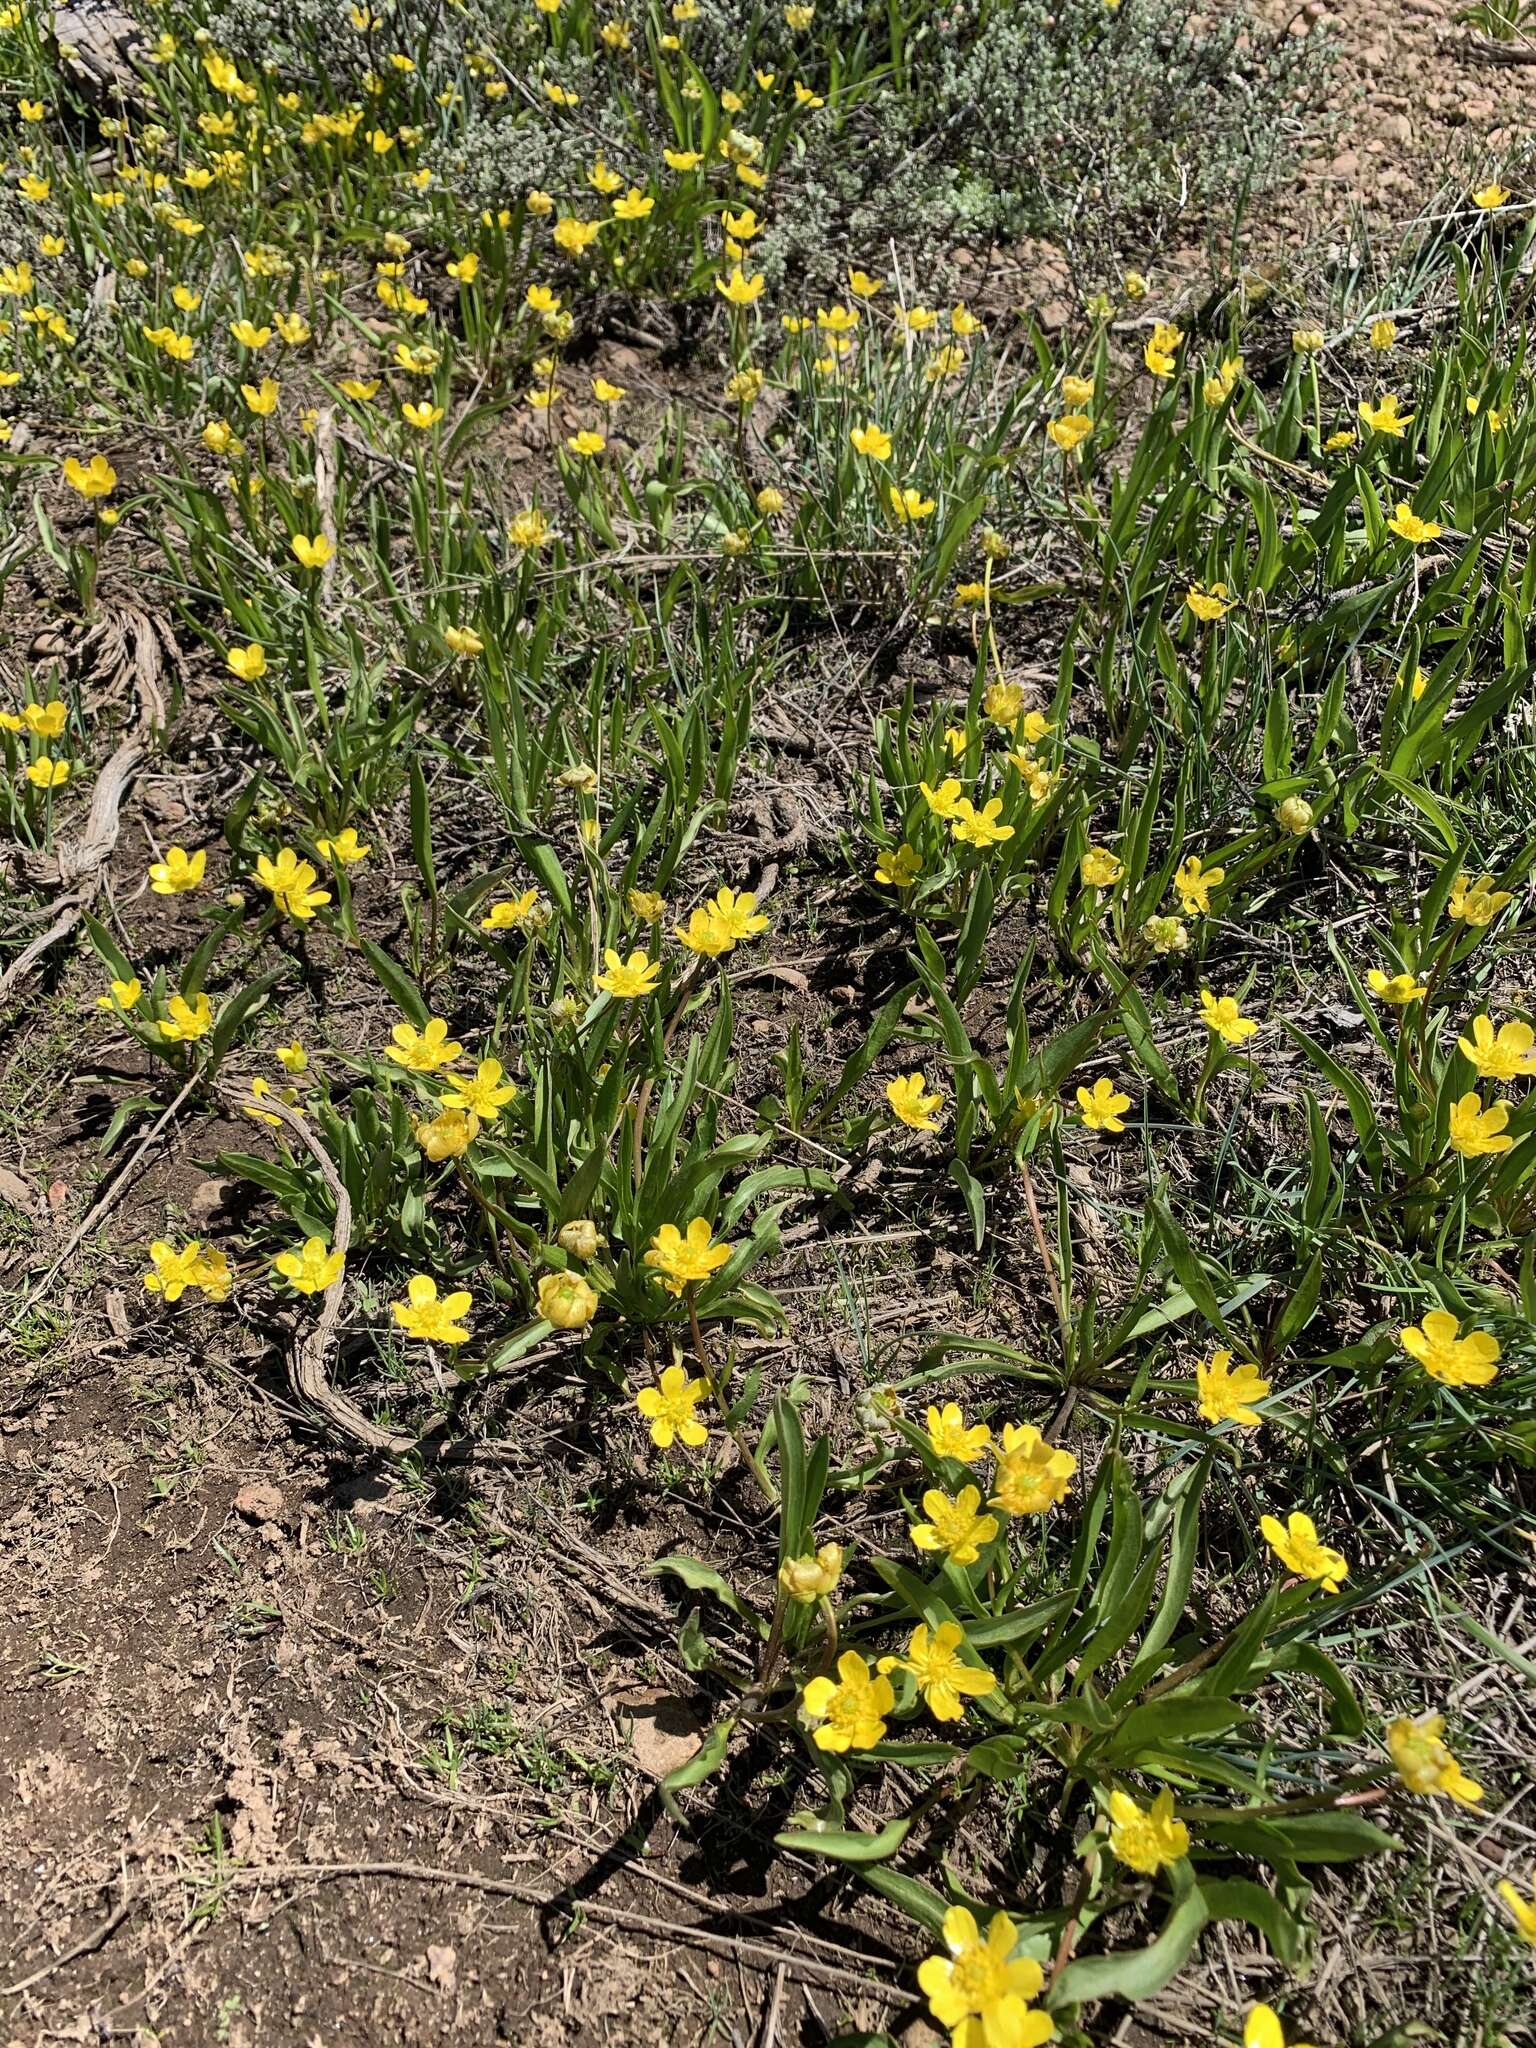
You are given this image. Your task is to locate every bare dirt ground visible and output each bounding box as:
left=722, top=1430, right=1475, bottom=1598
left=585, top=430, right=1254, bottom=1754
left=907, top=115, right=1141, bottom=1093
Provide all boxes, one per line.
left=4, top=4, right=1536, bottom=2044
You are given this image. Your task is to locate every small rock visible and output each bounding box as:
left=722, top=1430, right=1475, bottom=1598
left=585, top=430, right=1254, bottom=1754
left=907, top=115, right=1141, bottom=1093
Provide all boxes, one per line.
left=187, top=1176, right=238, bottom=1225
left=234, top=1480, right=286, bottom=1524
left=426, top=1944, right=458, bottom=1994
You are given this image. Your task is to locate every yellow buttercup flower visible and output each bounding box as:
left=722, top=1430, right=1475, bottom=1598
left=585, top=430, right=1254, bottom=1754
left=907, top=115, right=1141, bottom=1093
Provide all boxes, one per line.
left=1076, top=1076, right=1131, bottom=1133
left=878, top=1620, right=996, bottom=1722
left=1199, top=987, right=1259, bottom=1046
left=1386, top=502, right=1441, bottom=545
left=1185, top=581, right=1231, bottom=622
left=644, top=1216, right=733, bottom=1295
left=715, top=265, right=764, bottom=305
left=63, top=452, right=117, bottom=498
left=1359, top=393, right=1411, bottom=437
left=1449, top=872, right=1513, bottom=928
left=1387, top=1713, right=1483, bottom=1807
left=909, top=1485, right=998, bottom=1566
left=849, top=421, right=892, bottom=459
left=926, top=1402, right=991, bottom=1464
left=1260, top=1510, right=1348, bottom=1593
left=226, top=643, right=266, bottom=682
left=26, top=758, right=70, bottom=791
left=1458, top=1014, right=1536, bottom=1079
left=273, top=1239, right=345, bottom=1295
left=393, top=1274, right=473, bottom=1344
left=386, top=1016, right=462, bottom=1072
left=918, top=1910, right=1051, bottom=2048
left=800, top=1651, right=894, bottom=1753
left=635, top=1361, right=708, bottom=1446
left=1447, top=1090, right=1513, bottom=1158
left=989, top=1424, right=1075, bottom=1515
left=315, top=828, right=371, bottom=866
left=596, top=947, right=661, bottom=998
left=1195, top=1349, right=1271, bottom=1426
left=1081, top=846, right=1122, bottom=888
left=158, top=992, right=215, bottom=1043
left=290, top=532, right=333, bottom=569
left=149, top=845, right=206, bottom=895
left=1174, top=853, right=1223, bottom=915
left=886, top=1071, right=943, bottom=1132
left=1108, top=1787, right=1190, bottom=1873
left=440, top=1058, right=517, bottom=1120
left=1367, top=968, right=1426, bottom=1005
left=1497, top=1873, right=1536, bottom=1945
left=1398, top=1309, right=1499, bottom=1388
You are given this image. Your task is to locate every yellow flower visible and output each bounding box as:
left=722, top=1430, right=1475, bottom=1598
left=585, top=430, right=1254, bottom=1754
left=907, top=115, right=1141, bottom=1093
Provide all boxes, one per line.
left=446, top=252, right=479, bottom=283
left=241, top=376, right=280, bottom=415
left=1458, top=1014, right=1536, bottom=1079
left=849, top=422, right=892, bottom=459
left=909, top=1485, right=999, bottom=1566
left=1386, top=502, right=1441, bottom=545
left=315, top=827, right=371, bottom=866
left=874, top=842, right=921, bottom=888
left=392, top=1274, right=473, bottom=1345
left=1496, top=1873, right=1536, bottom=1946
left=848, top=267, right=883, bottom=299
left=481, top=889, right=542, bottom=932
left=612, top=186, right=654, bottom=220
left=444, top=625, right=483, bottom=656
left=1077, top=1076, right=1131, bottom=1133
left=596, top=947, right=662, bottom=999
left=1173, top=853, right=1223, bottom=915
left=1358, top=393, right=1411, bottom=437
left=507, top=506, right=553, bottom=551
left=918, top=1909, right=1051, bottom=2048
left=402, top=400, right=444, bottom=430
left=290, top=532, right=334, bottom=569
left=1291, top=326, right=1325, bottom=354
left=386, top=1016, right=462, bottom=1073
left=226, top=643, right=267, bottom=682
left=1144, top=321, right=1183, bottom=376
left=1195, top=1349, right=1271, bottom=1426
left=1398, top=1309, right=1500, bottom=1389
left=919, top=776, right=964, bottom=819
left=989, top=1424, right=1076, bottom=1515
left=98, top=976, right=142, bottom=1013
left=1449, top=871, right=1514, bottom=928
left=538, top=1271, right=600, bottom=1330
left=645, top=1216, right=733, bottom=1295
left=566, top=429, right=607, bottom=458
left=1260, top=1510, right=1348, bottom=1593
left=1199, top=987, right=1259, bottom=1046
left=1472, top=182, right=1510, bottom=210
left=1203, top=354, right=1243, bottom=406
left=889, top=483, right=936, bottom=522
left=149, top=845, right=206, bottom=895
left=440, top=1058, right=517, bottom=1120
left=62, top=452, right=117, bottom=499
left=1244, top=2003, right=1316, bottom=2048
left=1387, top=1714, right=1483, bottom=1807
left=255, top=847, right=331, bottom=920
left=1081, top=846, right=1122, bottom=888
left=950, top=796, right=1013, bottom=848
left=1447, top=1090, right=1513, bottom=1158
left=1367, top=968, right=1426, bottom=1005
left=21, top=699, right=65, bottom=738
left=778, top=1543, right=844, bottom=1603
left=1109, top=1787, right=1190, bottom=1873
left=593, top=376, right=629, bottom=404
left=878, top=1621, right=996, bottom=1722
left=23, top=753, right=68, bottom=789
left=635, top=1361, right=708, bottom=1447
left=664, top=148, right=703, bottom=171
left=926, top=1402, right=991, bottom=1463
left=158, top=992, right=215, bottom=1043
left=275, top=1040, right=308, bottom=1074
left=273, top=1238, right=344, bottom=1295
left=715, top=265, right=764, bottom=305
left=143, top=1239, right=222, bottom=1304
left=1047, top=411, right=1092, bottom=451
left=231, top=319, right=272, bottom=350
left=886, top=1071, right=943, bottom=1132
left=801, top=1651, right=894, bottom=1753
left=1185, top=581, right=1231, bottom=622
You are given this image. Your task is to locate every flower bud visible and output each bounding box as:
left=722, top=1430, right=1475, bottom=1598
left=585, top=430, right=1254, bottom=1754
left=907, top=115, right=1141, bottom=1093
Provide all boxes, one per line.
left=778, top=1542, right=844, bottom=1604
left=1276, top=795, right=1314, bottom=836
left=557, top=1219, right=601, bottom=1261
left=537, top=1271, right=599, bottom=1330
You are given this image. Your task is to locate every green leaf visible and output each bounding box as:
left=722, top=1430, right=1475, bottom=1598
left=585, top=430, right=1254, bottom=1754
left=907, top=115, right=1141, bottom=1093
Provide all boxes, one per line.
left=1054, top=1875, right=1208, bottom=2004
left=774, top=1815, right=912, bottom=1864
left=1201, top=1810, right=1399, bottom=1863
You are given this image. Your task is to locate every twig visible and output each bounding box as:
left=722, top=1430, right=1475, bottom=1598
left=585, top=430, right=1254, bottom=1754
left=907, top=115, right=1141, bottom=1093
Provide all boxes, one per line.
left=216, top=1082, right=413, bottom=1455
left=0, top=1885, right=131, bottom=1996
